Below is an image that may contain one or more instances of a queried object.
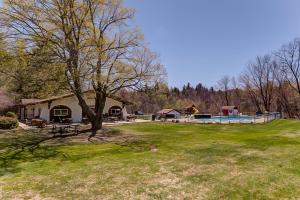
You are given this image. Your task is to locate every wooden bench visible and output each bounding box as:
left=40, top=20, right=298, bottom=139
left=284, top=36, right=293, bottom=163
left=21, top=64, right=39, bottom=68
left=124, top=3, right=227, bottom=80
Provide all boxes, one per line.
left=31, top=119, right=47, bottom=128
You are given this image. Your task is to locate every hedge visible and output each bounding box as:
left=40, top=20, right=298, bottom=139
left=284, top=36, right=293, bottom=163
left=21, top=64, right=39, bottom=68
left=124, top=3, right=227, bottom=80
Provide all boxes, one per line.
left=5, top=112, right=17, bottom=119
left=0, top=116, right=19, bottom=130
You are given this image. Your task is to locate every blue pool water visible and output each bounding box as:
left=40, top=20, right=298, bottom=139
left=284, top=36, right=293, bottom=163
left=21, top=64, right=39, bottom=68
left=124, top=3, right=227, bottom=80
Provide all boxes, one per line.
left=197, top=116, right=256, bottom=121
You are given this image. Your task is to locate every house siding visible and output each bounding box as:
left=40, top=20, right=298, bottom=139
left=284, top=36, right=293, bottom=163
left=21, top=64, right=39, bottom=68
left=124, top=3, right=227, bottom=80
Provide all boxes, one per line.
left=157, top=109, right=181, bottom=119
left=23, top=95, right=128, bottom=123
left=167, top=110, right=181, bottom=119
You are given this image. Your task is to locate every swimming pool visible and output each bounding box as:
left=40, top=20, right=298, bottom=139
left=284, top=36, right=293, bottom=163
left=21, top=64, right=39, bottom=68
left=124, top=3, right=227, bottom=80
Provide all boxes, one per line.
left=196, top=116, right=256, bottom=121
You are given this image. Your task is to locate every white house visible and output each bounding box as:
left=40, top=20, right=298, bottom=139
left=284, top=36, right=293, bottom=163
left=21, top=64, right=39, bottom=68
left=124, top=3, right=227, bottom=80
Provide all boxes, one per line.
left=19, top=91, right=130, bottom=123
left=157, top=109, right=181, bottom=119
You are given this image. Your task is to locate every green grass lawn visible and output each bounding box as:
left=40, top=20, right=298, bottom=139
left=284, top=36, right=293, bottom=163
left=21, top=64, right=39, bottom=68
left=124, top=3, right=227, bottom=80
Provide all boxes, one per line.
left=1, top=120, right=300, bottom=199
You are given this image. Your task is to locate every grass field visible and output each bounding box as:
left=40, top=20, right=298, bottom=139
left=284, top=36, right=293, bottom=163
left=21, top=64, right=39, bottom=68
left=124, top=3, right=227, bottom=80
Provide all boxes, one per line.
left=1, top=120, right=300, bottom=199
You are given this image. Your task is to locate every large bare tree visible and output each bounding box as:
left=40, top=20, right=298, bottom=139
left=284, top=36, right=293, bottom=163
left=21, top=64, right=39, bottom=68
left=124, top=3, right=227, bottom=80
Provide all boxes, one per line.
left=240, top=55, right=275, bottom=112
left=0, top=0, right=165, bottom=132
left=231, top=77, right=241, bottom=108
left=217, top=75, right=231, bottom=106
left=272, top=62, right=294, bottom=118
left=275, top=38, right=300, bottom=95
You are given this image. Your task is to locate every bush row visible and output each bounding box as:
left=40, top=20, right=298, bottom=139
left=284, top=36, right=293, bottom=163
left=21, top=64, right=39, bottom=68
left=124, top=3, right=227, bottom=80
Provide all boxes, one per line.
left=0, top=116, right=19, bottom=130
left=0, top=112, right=18, bottom=130
left=5, top=111, right=18, bottom=118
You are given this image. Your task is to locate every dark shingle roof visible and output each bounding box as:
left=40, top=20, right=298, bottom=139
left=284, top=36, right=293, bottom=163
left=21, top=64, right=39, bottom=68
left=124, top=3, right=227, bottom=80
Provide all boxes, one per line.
left=21, top=91, right=132, bottom=106
left=157, top=109, right=180, bottom=114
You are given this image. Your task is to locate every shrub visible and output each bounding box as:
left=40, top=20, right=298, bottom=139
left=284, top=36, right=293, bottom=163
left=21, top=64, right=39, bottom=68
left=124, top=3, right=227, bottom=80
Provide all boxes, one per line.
left=5, top=112, right=17, bottom=119
left=0, top=116, right=19, bottom=130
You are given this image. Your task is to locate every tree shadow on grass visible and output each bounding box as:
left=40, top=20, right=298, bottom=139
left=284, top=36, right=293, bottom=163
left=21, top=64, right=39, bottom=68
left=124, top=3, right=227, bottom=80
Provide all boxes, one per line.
left=0, top=128, right=153, bottom=176
left=0, top=130, right=82, bottom=176
left=0, top=146, right=60, bottom=176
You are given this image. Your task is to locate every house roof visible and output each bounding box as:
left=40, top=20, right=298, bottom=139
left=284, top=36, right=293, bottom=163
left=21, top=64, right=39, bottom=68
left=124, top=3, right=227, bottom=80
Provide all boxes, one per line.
left=21, top=91, right=132, bottom=106
left=184, top=104, right=197, bottom=109
left=21, top=99, right=42, bottom=105
left=157, top=109, right=179, bottom=114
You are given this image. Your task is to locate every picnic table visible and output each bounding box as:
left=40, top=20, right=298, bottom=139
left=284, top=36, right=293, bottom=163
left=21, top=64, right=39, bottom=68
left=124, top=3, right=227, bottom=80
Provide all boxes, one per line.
left=106, top=116, right=119, bottom=123
left=52, top=124, right=80, bottom=135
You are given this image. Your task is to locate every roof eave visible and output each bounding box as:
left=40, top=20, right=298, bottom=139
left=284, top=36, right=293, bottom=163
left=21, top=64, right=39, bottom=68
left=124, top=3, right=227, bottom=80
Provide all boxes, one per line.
left=21, top=92, right=133, bottom=106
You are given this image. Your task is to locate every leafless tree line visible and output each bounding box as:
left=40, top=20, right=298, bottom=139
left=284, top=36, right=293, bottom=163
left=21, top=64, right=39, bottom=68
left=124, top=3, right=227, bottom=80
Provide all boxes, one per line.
left=124, top=38, right=300, bottom=118
left=217, top=38, right=300, bottom=118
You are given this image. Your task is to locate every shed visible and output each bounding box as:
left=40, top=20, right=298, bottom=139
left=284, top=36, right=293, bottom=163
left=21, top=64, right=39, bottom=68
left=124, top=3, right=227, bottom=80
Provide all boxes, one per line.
left=221, top=106, right=239, bottom=116
left=183, top=104, right=199, bottom=115
left=157, top=109, right=181, bottom=119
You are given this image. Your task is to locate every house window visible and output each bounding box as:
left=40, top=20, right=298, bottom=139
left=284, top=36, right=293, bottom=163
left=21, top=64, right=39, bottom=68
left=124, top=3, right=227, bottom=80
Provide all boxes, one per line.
left=54, top=109, right=69, bottom=116
left=110, top=108, right=121, bottom=115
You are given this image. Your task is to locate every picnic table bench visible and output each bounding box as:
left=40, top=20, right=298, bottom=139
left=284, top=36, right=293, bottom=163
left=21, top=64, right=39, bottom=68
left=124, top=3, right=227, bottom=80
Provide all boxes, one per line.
left=106, top=116, right=119, bottom=123
left=51, top=124, right=80, bottom=135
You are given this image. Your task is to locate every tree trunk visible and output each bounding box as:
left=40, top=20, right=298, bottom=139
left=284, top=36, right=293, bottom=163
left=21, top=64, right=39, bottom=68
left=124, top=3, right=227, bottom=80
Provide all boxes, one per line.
left=248, top=89, right=262, bottom=113
left=90, top=92, right=107, bottom=135
left=72, top=87, right=107, bottom=135
left=91, top=119, right=103, bottom=133
left=225, top=91, right=230, bottom=106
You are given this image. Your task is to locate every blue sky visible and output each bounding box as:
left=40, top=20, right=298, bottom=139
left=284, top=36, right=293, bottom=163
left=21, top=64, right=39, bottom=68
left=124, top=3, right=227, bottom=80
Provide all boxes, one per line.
left=124, top=0, right=300, bottom=87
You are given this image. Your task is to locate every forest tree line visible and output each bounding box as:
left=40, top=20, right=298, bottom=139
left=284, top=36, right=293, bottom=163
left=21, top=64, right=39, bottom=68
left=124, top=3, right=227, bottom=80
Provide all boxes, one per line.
left=0, top=36, right=68, bottom=100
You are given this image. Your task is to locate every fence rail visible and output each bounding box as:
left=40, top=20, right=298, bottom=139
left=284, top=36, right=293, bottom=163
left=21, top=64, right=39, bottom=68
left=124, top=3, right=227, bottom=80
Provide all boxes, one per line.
left=187, top=112, right=282, bottom=124
left=134, top=112, right=282, bottom=124
left=135, top=115, right=153, bottom=121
